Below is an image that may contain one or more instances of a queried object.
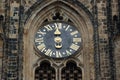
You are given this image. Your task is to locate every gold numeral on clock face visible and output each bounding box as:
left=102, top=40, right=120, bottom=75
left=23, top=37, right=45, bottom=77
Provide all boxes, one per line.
left=54, top=23, right=62, bottom=29
left=70, top=31, right=78, bottom=35
left=45, top=49, right=53, bottom=56
left=65, top=25, right=70, bottom=31
left=58, top=23, right=62, bottom=29
left=35, top=38, right=44, bottom=43
left=66, top=50, right=72, bottom=56
left=73, top=38, right=81, bottom=43
left=44, top=25, right=53, bottom=31
left=70, top=43, right=80, bottom=51
left=37, top=30, right=46, bottom=35
left=56, top=51, right=62, bottom=58
left=37, top=43, right=46, bottom=51
left=54, top=23, right=58, bottom=28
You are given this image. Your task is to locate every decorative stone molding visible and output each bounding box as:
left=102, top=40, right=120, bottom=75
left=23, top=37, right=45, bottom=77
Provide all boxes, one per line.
left=23, top=0, right=94, bottom=80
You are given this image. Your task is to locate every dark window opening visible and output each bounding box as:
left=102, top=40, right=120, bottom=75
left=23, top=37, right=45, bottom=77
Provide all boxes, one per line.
left=35, top=60, right=56, bottom=80
left=61, top=61, right=82, bottom=80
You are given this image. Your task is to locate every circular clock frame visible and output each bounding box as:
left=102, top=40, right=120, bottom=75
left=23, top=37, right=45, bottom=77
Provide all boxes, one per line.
left=34, top=21, right=82, bottom=58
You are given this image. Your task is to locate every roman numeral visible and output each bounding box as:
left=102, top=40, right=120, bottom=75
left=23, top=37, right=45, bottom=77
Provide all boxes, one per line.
left=54, top=23, right=62, bottom=29
left=37, top=43, right=46, bottom=52
left=65, top=25, right=70, bottom=31
left=70, top=43, right=80, bottom=51
left=37, top=30, right=46, bottom=35
left=70, top=31, right=78, bottom=35
left=58, top=23, right=62, bottom=29
left=73, top=38, right=81, bottom=42
left=54, top=23, right=58, bottom=28
left=35, top=38, right=44, bottom=43
left=56, top=51, right=62, bottom=58
left=45, top=49, right=53, bottom=56
left=44, top=25, right=53, bottom=31
left=66, top=50, right=72, bottom=56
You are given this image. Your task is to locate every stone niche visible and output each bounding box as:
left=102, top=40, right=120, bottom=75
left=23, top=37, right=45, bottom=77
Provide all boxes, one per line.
left=23, top=1, right=94, bottom=80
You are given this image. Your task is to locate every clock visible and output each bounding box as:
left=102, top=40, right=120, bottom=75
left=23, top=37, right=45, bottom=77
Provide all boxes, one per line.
left=34, top=22, right=82, bottom=58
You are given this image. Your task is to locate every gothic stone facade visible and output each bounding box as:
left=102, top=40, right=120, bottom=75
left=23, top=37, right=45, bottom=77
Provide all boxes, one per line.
left=0, top=0, right=120, bottom=80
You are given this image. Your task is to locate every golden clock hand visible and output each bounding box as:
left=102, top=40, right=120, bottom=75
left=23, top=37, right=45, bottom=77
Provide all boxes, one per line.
left=54, top=27, right=61, bottom=35
left=55, top=44, right=62, bottom=49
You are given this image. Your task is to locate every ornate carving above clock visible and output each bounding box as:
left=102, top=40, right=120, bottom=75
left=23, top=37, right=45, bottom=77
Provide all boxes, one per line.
left=34, top=22, right=82, bottom=58
left=43, top=10, right=73, bottom=23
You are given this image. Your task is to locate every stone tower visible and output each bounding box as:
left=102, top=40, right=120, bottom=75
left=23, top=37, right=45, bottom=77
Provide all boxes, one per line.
left=0, top=0, right=120, bottom=80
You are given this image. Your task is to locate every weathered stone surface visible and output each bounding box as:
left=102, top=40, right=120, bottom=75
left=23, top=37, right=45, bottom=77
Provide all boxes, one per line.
left=115, top=37, right=120, bottom=80
left=0, top=0, right=120, bottom=80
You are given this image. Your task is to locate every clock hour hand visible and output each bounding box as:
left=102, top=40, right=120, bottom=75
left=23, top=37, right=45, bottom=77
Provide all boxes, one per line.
left=54, top=27, right=61, bottom=35
left=54, top=27, right=62, bottom=49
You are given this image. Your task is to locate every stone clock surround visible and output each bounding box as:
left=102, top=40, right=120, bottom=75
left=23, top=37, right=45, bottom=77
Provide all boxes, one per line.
left=23, top=1, right=94, bottom=80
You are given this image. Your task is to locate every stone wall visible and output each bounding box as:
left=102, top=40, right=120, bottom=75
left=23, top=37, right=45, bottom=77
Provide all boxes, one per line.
left=0, top=54, right=1, bottom=80
left=0, top=0, right=120, bottom=80
left=114, top=37, right=120, bottom=80
left=0, top=0, right=4, bottom=79
left=23, top=0, right=94, bottom=80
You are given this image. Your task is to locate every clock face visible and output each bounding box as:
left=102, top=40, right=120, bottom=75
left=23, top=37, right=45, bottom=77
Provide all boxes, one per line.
left=34, top=22, right=82, bottom=58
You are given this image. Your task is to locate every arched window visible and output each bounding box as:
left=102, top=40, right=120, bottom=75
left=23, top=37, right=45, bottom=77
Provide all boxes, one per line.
left=61, top=61, right=82, bottom=80
left=35, top=60, right=56, bottom=80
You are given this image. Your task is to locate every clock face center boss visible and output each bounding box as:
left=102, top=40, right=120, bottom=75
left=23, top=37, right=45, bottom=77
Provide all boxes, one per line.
left=34, top=22, right=82, bottom=58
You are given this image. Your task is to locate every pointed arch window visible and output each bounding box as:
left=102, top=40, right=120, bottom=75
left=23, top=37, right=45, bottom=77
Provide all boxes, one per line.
left=61, top=61, right=82, bottom=80
left=35, top=60, right=56, bottom=80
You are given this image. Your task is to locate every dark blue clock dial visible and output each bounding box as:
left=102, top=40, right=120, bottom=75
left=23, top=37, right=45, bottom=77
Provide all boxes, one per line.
left=34, top=22, right=82, bottom=58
